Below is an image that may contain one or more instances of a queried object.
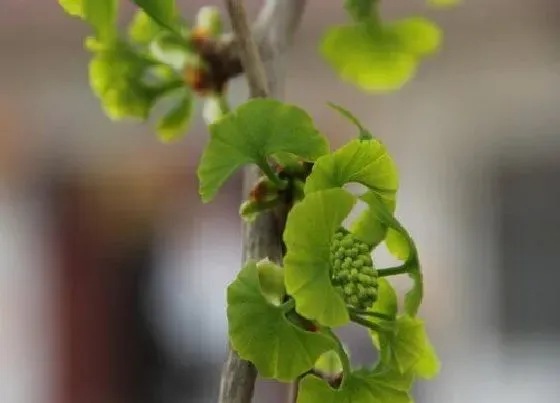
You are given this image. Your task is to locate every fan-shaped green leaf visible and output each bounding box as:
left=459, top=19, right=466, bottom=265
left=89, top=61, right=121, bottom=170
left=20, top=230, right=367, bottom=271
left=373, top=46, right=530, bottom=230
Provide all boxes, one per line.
left=198, top=99, right=329, bottom=203
left=371, top=315, right=440, bottom=379
left=320, top=18, right=442, bottom=92
left=283, top=188, right=356, bottom=327
left=227, top=261, right=335, bottom=381
left=298, top=367, right=413, bottom=403
left=88, top=40, right=177, bottom=121
left=314, top=350, right=343, bottom=376
left=305, top=139, right=398, bottom=198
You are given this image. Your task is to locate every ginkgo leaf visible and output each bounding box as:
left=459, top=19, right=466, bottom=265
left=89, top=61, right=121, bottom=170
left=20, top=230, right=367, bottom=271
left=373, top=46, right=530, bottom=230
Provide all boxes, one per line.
left=59, top=0, right=117, bottom=39
left=320, top=18, right=442, bottom=92
left=132, top=0, right=180, bottom=34
left=198, top=99, right=329, bottom=203
left=371, top=278, right=398, bottom=318
left=304, top=138, right=398, bottom=246
left=87, top=39, right=176, bottom=121
left=128, top=9, right=163, bottom=45
left=371, top=315, right=440, bottom=379
left=298, top=366, right=413, bottom=403
left=156, top=89, right=194, bottom=142
left=227, top=261, right=335, bottom=381
left=359, top=192, right=422, bottom=316
left=283, top=188, right=356, bottom=327
left=305, top=139, right=398, bottom=198
left=314, top=350, right=343, bottom=376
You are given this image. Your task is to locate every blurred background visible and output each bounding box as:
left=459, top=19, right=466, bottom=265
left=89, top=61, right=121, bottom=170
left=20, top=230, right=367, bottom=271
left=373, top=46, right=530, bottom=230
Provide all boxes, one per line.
left=1, top=0, right=560, bottom=402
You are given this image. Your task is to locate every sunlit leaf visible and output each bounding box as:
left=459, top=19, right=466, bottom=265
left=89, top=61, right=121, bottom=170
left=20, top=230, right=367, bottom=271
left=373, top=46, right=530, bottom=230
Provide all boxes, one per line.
left=321, top=18, right=442, bottom=92
left=298, top=366, right=413, bottom=403
left=227, top=261, right=335, bottom=381
left=283, top=188, right=356, bottom=327
left=198, top=99, right=329, bottom=203
left=128, top=9, right=163, bottom=45
left=371, top=315, right=441, bottom=379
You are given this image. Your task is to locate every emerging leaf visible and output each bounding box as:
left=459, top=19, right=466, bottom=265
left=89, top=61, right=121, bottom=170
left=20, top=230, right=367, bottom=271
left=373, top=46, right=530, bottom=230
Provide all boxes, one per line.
left=298, top=366, right=413, bottom=403
left=304, top=138, right=398, bottom=246
left=371, top=315, right=441, bottom=379
left=128, top=9, right=164, bottom=45
left=227, top=261, right=335, bottom=381
left=314, top=350, right=343, bottom=376
left=156, top=89, right=194, bottom=142
left=59, top=0, right=117, bottom=39
left=88, top=40, right=176, bottom=121
left=198, top=99, right=329, bottom=203
left=132, top=0, right=180, bottom=34
left=283, top=188, right=356, bottom=327
left=320, top=18, right=442, bottom=92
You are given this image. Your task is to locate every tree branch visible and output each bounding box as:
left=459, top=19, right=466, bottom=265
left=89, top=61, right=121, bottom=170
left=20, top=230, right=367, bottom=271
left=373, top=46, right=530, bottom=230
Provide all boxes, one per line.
left=217, top=1, right=307, bottom=403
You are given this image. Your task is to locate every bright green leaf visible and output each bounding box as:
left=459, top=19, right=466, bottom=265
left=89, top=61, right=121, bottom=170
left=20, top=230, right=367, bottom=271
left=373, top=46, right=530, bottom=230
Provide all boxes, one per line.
left=371, top=315, right=440, bottom=379
left=227, top=261, right=335, bottom=381
left=59, top=0, right=83, bottom=17
left=371, top=278, right=398, bottom=317
left=386, top=228, right=410, bottom=260
left=84, top=0, right=118, bottom=40
left=314, top=350, right=343, bottom=376
left=320, top=18, right=442, bottom=92
left=327, top=102, right=373, bottom=140
left=298, top=366, right=413, bottom=403
left=156, top=90, right=194, bottom=142
left=132, top=0, right=179, bottom=34
left=128, top=9, right=163, bottom=45
left=391, top=18, right=442, bottom=56
left=256, top=258, right=286, bottom=306
left=350, top=191, right=396, bottom=246
left=59, top=0, right=117, bottom=39
left=283, top=188, right=356, bottom=327
left=305, top=139, right=398, bottom=198
left=88, top=39, right=174, bottom=121
left=359, top=192, right=422, bottom=316
left=198, top=99, right=329, bottom=203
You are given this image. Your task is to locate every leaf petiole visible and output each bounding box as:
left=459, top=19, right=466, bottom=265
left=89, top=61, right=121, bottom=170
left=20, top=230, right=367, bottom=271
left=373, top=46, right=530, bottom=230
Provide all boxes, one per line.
left=350, top=312, right=392, bottom=334
left=348, top=308, right=394, bottom=321
left=324, top=328, right=351, bottom=385
left=257, top=159, right=289, bottom=190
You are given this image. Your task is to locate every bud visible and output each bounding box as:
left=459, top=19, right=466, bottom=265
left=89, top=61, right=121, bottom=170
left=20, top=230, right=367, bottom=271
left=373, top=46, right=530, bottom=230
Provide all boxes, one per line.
left=195, top=6, right=222, bottom=37
left=257, top=258, right=286, bottom=306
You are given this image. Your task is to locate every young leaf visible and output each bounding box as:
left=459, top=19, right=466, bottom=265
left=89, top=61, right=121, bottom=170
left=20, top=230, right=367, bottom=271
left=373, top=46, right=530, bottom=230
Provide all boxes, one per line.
left=305, top=139, right=398, bottom=198
left=359, top=192, right=423, bottom=316
left=198, top=99, right=329, bottom=203
left=256, top=258, right=286, bottom=306
left=83, top=0, right=118, bottom=40
left=320, top=18, right=441, bottom=92
left=298, top=366, right=413, bottom=403
left=327, top=102, right=373, bottom=140
left=88, top=40, right=172, bottom=120
left=371, top=278, right=398, bottom=318
left=227, top=261, right=335, bottom=381
left=314, top=350, right=343, bottom=376
left=59, top=0, right=117, bottom=39
left=283, top=188, right=355, bottom=327
left=59, top=0, right=83, bottom=17
left=350, top=192, right=396, bottom=246
left=385, top=228, right=410, bottom=260
left=156, top=90, right=194, bottom=142
left=128, top=9, right=163, bottom=45
left=370, top=315, right=441, bottom=379
left=132, top=0, right=179, bottom=34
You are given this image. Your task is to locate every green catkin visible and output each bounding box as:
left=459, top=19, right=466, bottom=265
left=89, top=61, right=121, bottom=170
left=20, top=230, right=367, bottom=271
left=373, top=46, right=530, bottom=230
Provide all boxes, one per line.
left=330, top=228, right=378, bottom=310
